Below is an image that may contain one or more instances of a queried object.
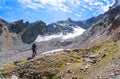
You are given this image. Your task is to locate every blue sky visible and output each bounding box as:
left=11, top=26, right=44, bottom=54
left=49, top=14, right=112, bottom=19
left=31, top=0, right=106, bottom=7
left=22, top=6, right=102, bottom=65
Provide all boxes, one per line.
left=0, top=0, right=115, bottom=24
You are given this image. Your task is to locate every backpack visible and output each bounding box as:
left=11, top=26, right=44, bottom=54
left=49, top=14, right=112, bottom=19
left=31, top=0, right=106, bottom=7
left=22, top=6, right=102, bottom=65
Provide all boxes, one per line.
left=31, top=44, right=36, bottom=50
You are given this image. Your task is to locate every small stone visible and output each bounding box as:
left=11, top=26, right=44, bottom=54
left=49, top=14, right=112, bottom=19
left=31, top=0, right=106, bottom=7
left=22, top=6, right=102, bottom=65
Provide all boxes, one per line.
left=0, top=67, right=3, bottom=71
left=85, top=63, right=91, bottom=69
left=27, top=57, right=32, bottom=60
left=66, top=63, right=72, bottom=66
left=64, top=49, right=71, bottom=53
left=14, top=61, right=19, bottom=65
left=67, top=69, right=72, bottom=74
left=101, top=54, right=106, bottom=58
left=72, top=77, right=77, bottom=79
left=11, top=75, right=18, bottom=79
left=97, top=76, right=102, bottom=79
left=111, top=72, right=115, bottom=76
left=80, top=68, right=86, bottom=73
left=72, top=49, right=79, bottom=52
left=89, top=55, right=96, bottom=59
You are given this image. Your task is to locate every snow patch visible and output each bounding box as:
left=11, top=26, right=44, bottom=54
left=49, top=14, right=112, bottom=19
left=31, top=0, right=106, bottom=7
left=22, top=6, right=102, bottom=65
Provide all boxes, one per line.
left=42, top=49, right=63, bottom=54
left=35, top=27, right=85, bottom=42
left=35, top=34, right=62, bottom=42
left=62, top=27, right=85, bottom=40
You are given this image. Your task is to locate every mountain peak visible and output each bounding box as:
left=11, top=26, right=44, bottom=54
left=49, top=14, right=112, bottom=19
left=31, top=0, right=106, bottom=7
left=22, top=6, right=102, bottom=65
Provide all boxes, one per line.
left=66, top=17, right=72, bottom=22
left=115, top=0, right=120, bottom=6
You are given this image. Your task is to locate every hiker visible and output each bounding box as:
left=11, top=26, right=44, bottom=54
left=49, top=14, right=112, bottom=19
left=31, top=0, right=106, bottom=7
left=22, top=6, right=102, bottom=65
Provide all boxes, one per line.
left=31, top=43, right=37, bottom=58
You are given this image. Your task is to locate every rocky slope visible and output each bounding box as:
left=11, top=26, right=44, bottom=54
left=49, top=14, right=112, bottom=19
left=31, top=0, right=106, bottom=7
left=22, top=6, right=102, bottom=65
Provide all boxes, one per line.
left=0, top=19, right=13, bottom=51
left=1, top=41, right=120, bottom=79
left=73, top=4, right=120, bottom=49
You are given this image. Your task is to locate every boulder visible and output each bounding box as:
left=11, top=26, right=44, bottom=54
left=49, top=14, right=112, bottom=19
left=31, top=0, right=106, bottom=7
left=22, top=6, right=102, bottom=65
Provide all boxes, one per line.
left=72, top=49, right=79, bottom=52
left=11, top=75, right=18, bottom=79
left=67, top=69, right=72, bottom=74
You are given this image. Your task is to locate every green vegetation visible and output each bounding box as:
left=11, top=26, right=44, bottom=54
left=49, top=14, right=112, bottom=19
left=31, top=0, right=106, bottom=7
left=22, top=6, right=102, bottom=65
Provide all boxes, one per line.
left=79, top=41, right=120, bottom=78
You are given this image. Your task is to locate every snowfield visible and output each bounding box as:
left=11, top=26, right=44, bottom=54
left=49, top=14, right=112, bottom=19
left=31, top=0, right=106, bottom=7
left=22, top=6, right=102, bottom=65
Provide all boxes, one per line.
left=35, top=27, right=85, bottom=42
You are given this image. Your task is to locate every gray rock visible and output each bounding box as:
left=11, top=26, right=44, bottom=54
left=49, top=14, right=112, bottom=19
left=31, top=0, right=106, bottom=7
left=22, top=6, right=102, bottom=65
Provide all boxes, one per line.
left=116, top=75, right=120, bottom=79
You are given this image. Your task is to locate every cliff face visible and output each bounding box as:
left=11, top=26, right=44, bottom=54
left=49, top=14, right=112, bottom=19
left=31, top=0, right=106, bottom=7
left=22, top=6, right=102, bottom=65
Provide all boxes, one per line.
left=8, top=20, right=47, bottom=44
left=0, top=20, right=13, bottom=51
left=21, top=21, right=47, bottom=44
left=8, top=20, right=29, bottom=34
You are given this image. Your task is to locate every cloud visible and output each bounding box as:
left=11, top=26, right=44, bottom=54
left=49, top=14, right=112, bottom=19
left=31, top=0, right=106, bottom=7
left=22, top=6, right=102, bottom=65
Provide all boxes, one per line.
left=82, top=0, right=115, bottom=14
left=18, top=0, right=44, bottom=9
left=75, top=13, right=81, bottom=17
left=18, top=0, right=115, bottom=16
left=4, top=6, right=13, bottom=9
left=18, top=0, right=80, bottom=12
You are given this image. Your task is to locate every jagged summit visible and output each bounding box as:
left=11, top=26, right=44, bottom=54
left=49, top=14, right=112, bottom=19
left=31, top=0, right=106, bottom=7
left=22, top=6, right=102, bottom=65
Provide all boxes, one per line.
left=66, top=17, right=72, bottom=22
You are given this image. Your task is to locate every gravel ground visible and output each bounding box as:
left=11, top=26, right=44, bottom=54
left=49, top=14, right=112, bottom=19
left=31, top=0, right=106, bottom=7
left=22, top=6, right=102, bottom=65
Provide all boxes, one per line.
left=84, top=54, right=120, bottom=79
left=0, top=49, right=32, bottom=66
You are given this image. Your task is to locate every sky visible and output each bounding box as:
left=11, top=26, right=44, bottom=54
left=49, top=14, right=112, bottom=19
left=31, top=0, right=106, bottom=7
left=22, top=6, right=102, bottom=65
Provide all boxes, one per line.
left=0, top=0, right=115, bottom=24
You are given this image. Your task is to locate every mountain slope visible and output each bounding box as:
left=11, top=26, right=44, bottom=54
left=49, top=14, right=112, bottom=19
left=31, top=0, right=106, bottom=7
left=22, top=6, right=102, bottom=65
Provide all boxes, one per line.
left=0, top=19, right=14, bottom=51
left=76, top=5, right=120, bottom=48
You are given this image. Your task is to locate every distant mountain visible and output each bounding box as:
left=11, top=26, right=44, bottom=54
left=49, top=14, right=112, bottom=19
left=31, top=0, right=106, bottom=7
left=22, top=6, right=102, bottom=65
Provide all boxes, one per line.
left=6, top=14, right=103, bottom=44
left=0, top=7, right=105, bottom=48
left=47, top=15, right=104, bottom=35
